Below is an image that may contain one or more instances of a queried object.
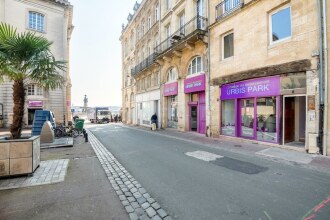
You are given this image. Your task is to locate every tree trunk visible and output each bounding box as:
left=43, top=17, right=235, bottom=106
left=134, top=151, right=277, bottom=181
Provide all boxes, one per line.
left=10, top=80, right=25, bottom=139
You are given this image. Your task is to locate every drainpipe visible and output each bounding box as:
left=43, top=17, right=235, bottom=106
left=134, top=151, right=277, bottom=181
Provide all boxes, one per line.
left=207, top=0, right=211, bottom=137
left=322, top=0, right=328, bottom=156
left=317, top=0, right=325, bottom=154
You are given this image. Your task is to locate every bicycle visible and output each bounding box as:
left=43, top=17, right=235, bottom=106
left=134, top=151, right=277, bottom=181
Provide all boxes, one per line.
left=54, top=124, right=79, bottom=138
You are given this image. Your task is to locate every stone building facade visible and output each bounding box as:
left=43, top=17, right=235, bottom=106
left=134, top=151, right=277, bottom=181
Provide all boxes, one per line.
left=0, top=0, right=73, bottom=128
left=121, top=0, right=209, bottom=133
left=209, top=0, right=329, bottom=155
left=121, top=0, right=329, bottom=155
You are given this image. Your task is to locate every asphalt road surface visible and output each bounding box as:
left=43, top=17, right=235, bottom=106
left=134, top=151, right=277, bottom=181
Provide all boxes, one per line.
left=89, top=124, right=330, bottom=220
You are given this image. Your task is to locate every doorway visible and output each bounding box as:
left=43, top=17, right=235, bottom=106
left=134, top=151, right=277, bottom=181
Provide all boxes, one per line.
left=28, top=109, right=41, bottom=125
left=190, top=105, right=198, bottom=131
left=283, top=96, right=306, bottom=147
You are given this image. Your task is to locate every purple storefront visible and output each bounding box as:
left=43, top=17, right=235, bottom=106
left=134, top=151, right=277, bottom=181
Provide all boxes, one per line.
left=163, top=82, right=179, bottom=129
left=220, top=76, right=281, bottom=143
left=184, top=74, right=206, bottom=134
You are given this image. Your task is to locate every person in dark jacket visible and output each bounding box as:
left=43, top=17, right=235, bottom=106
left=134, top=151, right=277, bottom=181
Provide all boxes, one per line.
left=151, top=113, right=158, bottom=129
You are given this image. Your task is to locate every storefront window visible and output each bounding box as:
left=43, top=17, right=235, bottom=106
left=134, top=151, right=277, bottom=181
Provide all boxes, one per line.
left=240, top=99, right=254, bottom=138
left=280, top=73, right=306, bottom=90
left=221, top=100, right=235, bottom=136
left=167, top=96, right=178, bottom=128
left=142, top=102, right=151, bottom=124
left=257, top=97, right=277, bottom=142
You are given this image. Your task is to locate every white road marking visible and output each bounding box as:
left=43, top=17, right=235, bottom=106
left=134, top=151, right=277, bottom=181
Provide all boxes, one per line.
left=185, top=151, right=223, bottom=162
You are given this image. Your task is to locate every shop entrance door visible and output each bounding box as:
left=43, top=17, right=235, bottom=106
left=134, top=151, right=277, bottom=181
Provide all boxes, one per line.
left=190, top=105, right=198, bottom=131
left=239, top=98, right=255, bottom=139
left=28, top=109, right=41, bottom=125
left=283, top=95, right=306, bottom=147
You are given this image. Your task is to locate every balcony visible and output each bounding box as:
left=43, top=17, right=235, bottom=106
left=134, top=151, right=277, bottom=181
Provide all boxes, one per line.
left=131, top=53, right=156, bottom=77
left=154, top=15, right=208, bottom=56
left=216, top=0, right=243, bottom=21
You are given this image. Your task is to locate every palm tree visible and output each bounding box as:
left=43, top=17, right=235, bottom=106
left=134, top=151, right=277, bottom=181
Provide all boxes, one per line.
left=0, top=23, right=65, bottom=139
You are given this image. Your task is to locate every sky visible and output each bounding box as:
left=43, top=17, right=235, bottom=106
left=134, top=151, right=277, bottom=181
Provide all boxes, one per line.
left=70, top=0, right=136, bottom=107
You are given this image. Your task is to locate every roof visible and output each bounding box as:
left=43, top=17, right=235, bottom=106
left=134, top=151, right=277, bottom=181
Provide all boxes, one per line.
left=48, top=0, right=71, bottom=6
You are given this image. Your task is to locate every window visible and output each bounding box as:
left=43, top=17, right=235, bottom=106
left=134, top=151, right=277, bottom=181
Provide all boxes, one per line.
left=270, top=6, right=291, bottom=43
left=137, top=26, right=140, bottom=41
left=155, top=4, right=159, bottom=21
left=166, top=25, right=171, bottom=47
left=221, top=100, right=235, bottom=136
left=27, top=84, right=43, bottom=96
left=179, top=13, right=185, bottom=35
left=188, top=56, right=203, bottom=75
left=223, top=33, right=234, bottom=59
left=166, top=0, right=171, bottom=10
left=148, top=15, right=152, bottom=29
left=142, top=20, right=145, bottom=35
left=28, top=11, right=45, bottom=32
left=167, top=68, right=178, bottom=81
left=224, top=0, right=241, bottom=13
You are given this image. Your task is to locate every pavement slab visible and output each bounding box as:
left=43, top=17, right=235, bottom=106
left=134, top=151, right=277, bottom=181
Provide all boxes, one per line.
left=0, top=159, right=69, bottom=190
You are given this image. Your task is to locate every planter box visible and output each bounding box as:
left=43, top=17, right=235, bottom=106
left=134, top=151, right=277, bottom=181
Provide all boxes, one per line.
left=0, top=136, right=40, bottom=177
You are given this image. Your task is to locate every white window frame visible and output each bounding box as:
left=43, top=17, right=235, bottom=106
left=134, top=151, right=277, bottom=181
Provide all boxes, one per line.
left=269, top=5, right=292, bottom=45
left=27, top=84, right=43, bottom=96
left=155, top=4, right=159, bottom=21
left=28, top=11, right=45, bottom=32
left=166, top=0, right=171, bottom=11
left=188, top=56, right=203, bottom=76
left=142, top=21, right=145, bottom=35
left=167, top=68, right=178, bottom=82
left=148, top=15, right=152, bottom=30
left=179, top=13, right=185, bottom=35
left=222, top=32, right=234, bottom=60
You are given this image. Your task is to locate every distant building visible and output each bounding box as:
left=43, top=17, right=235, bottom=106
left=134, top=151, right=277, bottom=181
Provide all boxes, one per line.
left=0, top=0, right=74, bottom=127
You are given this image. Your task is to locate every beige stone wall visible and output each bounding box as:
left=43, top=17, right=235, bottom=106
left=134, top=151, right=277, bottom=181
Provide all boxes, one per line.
left=209, top=0, right=320, bottom=138
left=210, top=0, right=319, bottom=79
left=121, top=0, right=160, bottom=124
left=0, top=0, right=73, bottom=126
left=160, top=41, right=207, bottom=131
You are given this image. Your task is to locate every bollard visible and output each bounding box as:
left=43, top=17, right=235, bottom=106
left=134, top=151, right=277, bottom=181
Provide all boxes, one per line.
left=84, top=132, right=88, bottom=142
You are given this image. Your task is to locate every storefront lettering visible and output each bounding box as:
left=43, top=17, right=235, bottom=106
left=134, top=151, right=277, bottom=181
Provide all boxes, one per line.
left=186, top=80, right=202, bottom=89
left=221, top=76, right=280, bottom=100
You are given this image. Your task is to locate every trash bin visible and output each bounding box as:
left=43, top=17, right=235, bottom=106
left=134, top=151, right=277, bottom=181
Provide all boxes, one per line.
left=75, top=119, right=85, bottom=132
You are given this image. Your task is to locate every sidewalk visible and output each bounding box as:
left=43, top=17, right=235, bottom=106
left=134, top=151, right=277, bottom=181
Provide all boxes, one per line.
left=126, top=124, right=330, bottom=175
left=0, top=136, right=129, bottom=220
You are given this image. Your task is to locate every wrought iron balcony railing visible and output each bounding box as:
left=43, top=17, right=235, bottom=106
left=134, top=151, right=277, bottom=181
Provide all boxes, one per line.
left=216, top=0, right=243, bottom=21
left=154, top=15, right=208, bottom=55
left=131, top=53, right=156, bottom=76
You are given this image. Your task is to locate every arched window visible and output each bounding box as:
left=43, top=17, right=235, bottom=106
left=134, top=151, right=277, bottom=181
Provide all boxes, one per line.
left=167, top=68, right=178, bottom=82
left=188, top=56, right=203, bottom=75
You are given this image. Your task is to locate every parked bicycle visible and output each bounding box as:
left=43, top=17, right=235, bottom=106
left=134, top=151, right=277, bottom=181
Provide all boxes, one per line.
left=54, top=124, right=79, bottom=138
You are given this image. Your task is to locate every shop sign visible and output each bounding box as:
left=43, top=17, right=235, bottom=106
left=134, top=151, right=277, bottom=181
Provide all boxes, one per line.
left=163, top=82, right=178, bottom=96
left=221, top=76, right=280, bottom=100
left=184, top=74, right=205, bottom=93
left=28, top=101, right=43, bottom=107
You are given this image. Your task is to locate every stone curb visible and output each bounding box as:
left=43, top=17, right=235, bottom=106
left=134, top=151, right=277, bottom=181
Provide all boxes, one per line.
left=87, top=130, right=172, bottom=220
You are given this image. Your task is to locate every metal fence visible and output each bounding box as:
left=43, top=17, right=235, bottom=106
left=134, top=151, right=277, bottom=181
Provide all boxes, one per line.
left=131, top=53, right=156, bottom=76
left=154, top=15, right=208, bottom=55
left=216, top=0, right=243, bottom=21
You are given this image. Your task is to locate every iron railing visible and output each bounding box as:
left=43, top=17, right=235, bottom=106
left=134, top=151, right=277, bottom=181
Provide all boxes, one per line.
left=154, top=15, right=208, bottom=55
left=216, top=0, right=243, bottom=21
left=131, top=53, right=156, bottom=76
